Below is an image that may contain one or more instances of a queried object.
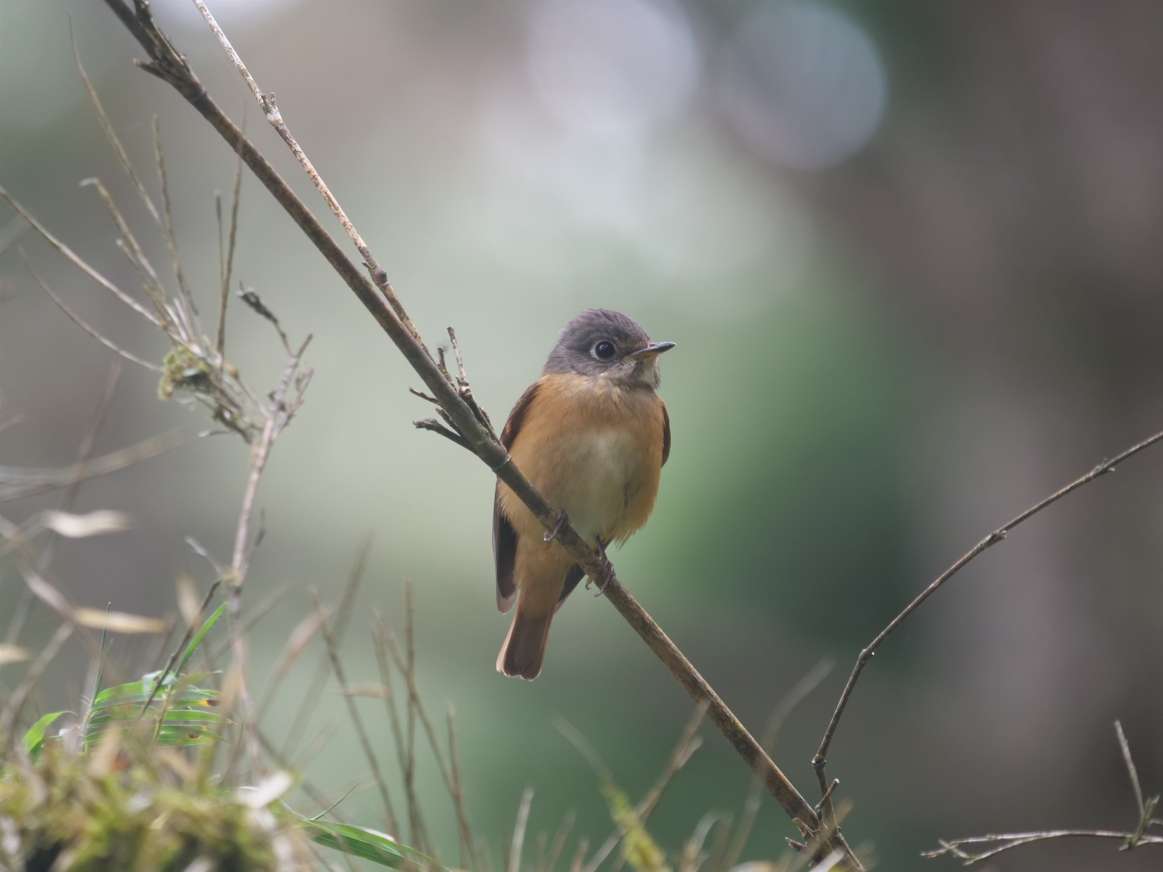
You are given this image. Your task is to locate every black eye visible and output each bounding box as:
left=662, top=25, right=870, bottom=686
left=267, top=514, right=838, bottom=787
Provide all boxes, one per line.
left=593, top=340, right=616, bottom=360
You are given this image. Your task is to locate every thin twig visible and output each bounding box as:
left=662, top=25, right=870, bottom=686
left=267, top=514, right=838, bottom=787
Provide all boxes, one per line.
left=723, top=658, right=834, bottom=872
left=580, top=705, right=706, bottom=872
left=205, top=580, right=292, bottom=667
left=922, top=830, right=1163, bottom=863
left=510, top=788, right=535, bottom=872
left=190, top=0, right=424, bottom=347
left=377, top=613, right=472, bottom=841
left=222, top=337, right=311, bottom=778
left=293, top=714, right=344, bottom=771
left=813, top=426, right=1163, bottom=796
left=312, top=589, right=401, bottom=837
left=132, top=579, right=222, bottom=728
left=403, top=583, right=425, bottom=853
left=0, top=363, right=123, bottom=686
left=83, top=176, right=170, bottom=322
left=153, top=115, right=197, bottom=317
left=569, top=840, right=589, bottom=872
left=255, top=607, right=330, bottom=722
left=0, top=623, right=74, bottom=741
left=19, top=248, right=162, bottom=372
left=0, top=185, right=163, bottom=328
left=258, top=727, right=358, bottom=826
left=218, top=145, right=244, bottom=357
left=414, top=418, right=473, bottom=451
left=0, top=431, right=179, bottom=503
left=283, top=538, right=368, bottom=757
left=1116, top=720, right=1145, bottom=817
left=71, top=22, right=161, bottom=228
left=374, top=603, right=433, bottom=857
left=543, top=810, right=575, bottom=872
left=448, top=707, right=476, bottom=870
left=935, top=721, right=1163, bottom=862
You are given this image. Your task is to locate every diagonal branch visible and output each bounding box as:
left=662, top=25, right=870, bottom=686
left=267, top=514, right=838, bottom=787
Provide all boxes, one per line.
left=813, top=427, right=1163, bottom=797
left=100, top=1, right=852, bottom=861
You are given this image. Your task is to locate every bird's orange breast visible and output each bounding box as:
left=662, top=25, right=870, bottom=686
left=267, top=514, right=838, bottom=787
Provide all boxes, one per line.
left=497, top=372, right=666, bottom=548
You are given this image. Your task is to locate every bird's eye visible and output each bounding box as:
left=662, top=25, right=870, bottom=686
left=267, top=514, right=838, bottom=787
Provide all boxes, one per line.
left=593, top=340, right=616, bottom=360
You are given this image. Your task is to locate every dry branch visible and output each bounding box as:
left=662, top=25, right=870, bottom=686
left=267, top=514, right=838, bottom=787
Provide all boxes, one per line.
left=813, top=426, right=1163, bottom=797
left=924, top=720, right=1163, bottom=864
left=312, top=590, right=401, bottom=837
left=98, top=0, right=854, bottom=862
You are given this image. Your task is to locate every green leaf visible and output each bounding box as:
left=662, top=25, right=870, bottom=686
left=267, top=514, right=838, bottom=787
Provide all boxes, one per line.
left=87, top=708, right=224, bottom=731
left=85, top=722, right=222, bottom=748
left=302, top=820, right=430, bottom=869
left=23, top=710, right=71, bottom=759
left=175, top=603, right=225, bottom=675
left=90, top=680, right=216, bottom=714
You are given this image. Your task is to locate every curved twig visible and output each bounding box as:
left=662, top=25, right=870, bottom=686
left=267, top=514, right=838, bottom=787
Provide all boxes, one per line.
left=813, top=427, right=1163, bottom=797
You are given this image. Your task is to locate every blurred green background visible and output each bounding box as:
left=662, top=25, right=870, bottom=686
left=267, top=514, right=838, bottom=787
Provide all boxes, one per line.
left=4, top=1, right=1163, bottom=870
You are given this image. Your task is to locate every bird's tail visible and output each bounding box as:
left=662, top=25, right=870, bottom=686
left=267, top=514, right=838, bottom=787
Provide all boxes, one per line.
left=496, top=598, right=554, bottom=680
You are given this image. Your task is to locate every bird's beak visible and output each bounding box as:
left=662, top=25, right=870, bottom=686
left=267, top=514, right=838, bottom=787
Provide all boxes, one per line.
left=630, top=342, right=676, bottom=358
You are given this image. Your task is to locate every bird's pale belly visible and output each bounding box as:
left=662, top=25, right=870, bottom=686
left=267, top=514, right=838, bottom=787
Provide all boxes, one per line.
left=540, top=426, right=652, bottom=543
left=500, top=373, right=665, bottom=548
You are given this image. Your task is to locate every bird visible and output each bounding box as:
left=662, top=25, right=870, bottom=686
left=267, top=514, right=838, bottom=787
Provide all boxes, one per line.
left=493, top=308, right=674, bottom=680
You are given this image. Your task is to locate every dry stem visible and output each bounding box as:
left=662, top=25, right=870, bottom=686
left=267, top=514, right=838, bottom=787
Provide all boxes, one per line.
left=312, top=590, right=401, bottom=837
left=813, top=426, right=1163, bottom=797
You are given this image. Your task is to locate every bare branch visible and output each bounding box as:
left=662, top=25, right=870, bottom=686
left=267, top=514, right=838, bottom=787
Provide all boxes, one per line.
left=153, top=116, right=197, bottom=317
left=282, top=540, right=368, bottom=758
left=190, top=0, right=425, bottom=347
left=0, top=431, right=180, bottom=502
left=413, top=418, right=473, bottom=452
left=1116, top=720, right=1146, bottom=817
left=0, top=185, right=163, bottom=328
left=923, top=830, right=1163, bottom=863
left=312, top=590, right=401, bottom=837
left=82, top=176, right=171, bottom=323
left=218, top=146, right=244, bottom=357
left=447, top=708, right=475, bottom=871
left=813, top=426, right=1163, bottom=795
left=20, top=248, right=162, bottom=372
left=72, top=22, right=161, bottom=228
left=224, top=337, right=312, bottom=776
left=237, top=287, right=292, bottom=355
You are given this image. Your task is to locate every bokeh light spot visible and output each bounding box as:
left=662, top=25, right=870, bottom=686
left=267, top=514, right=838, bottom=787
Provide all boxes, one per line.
left=525, top=0, right=700, bottom=141
left=719, top=3, right=888, bottom=170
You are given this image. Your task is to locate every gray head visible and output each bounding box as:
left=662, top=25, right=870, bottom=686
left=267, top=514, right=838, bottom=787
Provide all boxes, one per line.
left=543, top=309, right=675, bottom=389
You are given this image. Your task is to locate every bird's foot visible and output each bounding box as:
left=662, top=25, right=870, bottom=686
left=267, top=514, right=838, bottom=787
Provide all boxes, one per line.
left=593, top=561, right=617, bottom=596
left=588, top=539, right=616, bottom=596
left=543, top=509, right=570, bottom=543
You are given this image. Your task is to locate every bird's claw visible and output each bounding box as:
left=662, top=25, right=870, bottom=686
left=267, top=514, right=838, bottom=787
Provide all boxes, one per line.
left=593, top=561, right=616, bottom=596
left=543, top=509, right=569, bottom=543
left=587, top=538, right=615, bottom=596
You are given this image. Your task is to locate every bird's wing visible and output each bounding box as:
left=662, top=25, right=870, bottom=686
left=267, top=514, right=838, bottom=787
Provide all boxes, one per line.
left=661, top=400, right=671, bottom=467
left=555, top=563, right=585, bottom=611
left=494, top=380, right=541, bottom=613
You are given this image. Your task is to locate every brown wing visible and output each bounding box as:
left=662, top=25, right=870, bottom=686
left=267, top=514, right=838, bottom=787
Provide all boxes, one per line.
left=661, top=400, right=671, bottom=467
left=494, top=381, right=541, bottom=613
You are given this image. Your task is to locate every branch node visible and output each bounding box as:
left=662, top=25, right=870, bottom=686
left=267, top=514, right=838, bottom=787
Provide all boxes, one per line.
left=815, top=779, right=839, bottom=818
